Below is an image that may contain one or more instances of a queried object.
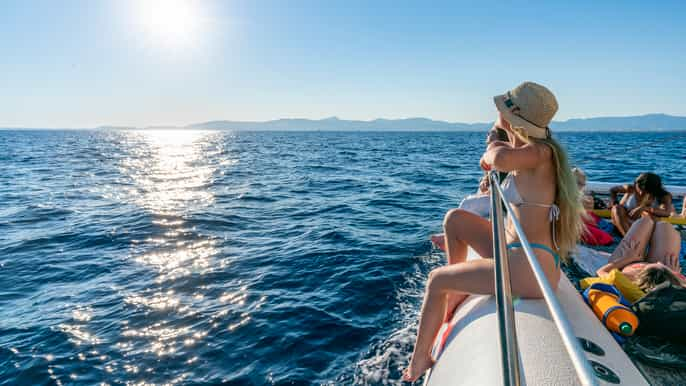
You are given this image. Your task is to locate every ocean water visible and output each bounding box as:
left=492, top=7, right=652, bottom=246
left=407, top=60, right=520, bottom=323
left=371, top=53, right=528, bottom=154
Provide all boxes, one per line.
left=0, top=130, right=685, bottom=385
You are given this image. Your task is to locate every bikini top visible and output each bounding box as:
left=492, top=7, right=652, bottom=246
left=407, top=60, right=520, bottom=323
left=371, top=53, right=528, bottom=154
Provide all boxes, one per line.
left=501, top=173, right=560, bottom=250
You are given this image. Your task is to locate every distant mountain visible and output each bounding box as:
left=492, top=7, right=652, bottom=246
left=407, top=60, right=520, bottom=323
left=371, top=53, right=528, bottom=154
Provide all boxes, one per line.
left=184, top=113, right=686, bottom=132
left=187, top=117, right=489, bottom=131
left=552, top=113, right=686, bottom=131
left=5, top=113, right=686, bottom=132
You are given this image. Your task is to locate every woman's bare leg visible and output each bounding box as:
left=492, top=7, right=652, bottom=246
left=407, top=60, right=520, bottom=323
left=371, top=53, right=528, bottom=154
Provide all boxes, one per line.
left=611, top=216, right=654, bottom=261
left=647, top=221, right=681, bottom=271
left=611, top=205, right=632, bottom=236
left=403, top=260, right=494, bottom=382
left=443, top=209, right=493, bottom=264
left=403, top=254, right=549, bottom=382
left=441, top=209, right=493, bottom=320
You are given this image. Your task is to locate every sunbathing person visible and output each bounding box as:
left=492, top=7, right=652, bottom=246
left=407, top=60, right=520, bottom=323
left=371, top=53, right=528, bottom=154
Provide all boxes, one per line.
left=403, top=82, right=585, bottom=381
left=596, top=216, right=684, bottom=288
left=609, top=173, right=676, bottom=236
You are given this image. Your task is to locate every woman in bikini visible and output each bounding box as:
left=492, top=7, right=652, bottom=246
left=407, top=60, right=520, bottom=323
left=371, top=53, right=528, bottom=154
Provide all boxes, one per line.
left=596, top=215, right=684, bottom=289
left=609, top=173, right=676, bottom=236
left=403, top=82, right=585, bottom=381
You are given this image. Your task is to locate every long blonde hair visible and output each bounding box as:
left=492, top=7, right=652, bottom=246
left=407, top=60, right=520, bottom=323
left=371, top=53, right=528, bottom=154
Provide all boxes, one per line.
left=512, top=127, right=586, bottom=261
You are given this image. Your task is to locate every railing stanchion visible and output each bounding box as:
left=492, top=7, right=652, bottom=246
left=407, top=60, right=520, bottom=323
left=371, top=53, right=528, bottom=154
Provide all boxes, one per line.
left=490, top=171, right=522, bottom=386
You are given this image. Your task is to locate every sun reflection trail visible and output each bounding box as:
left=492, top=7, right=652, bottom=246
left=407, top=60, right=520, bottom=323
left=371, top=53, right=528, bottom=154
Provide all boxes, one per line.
left=120, top=130, right=219, bottom=215
left=55, top=130, right=262, bottom=384
left=107, top=129, right=256, bottom=384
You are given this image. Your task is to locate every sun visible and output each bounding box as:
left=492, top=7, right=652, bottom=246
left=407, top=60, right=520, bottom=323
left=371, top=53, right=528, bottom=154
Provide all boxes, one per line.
left=132, top=0, right=203, bottom=50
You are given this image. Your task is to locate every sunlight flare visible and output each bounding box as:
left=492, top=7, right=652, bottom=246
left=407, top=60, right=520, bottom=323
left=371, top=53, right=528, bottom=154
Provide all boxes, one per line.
left=132, top=0, right=204, bottom=49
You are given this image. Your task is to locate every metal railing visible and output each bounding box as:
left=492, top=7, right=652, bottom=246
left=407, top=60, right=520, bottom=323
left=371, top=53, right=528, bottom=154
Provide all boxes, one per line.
left=488, top=171, right=599, bottom=386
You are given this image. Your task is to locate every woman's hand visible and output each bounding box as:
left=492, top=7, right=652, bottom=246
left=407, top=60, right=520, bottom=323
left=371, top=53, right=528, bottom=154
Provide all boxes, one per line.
left=628, top=206, right=645, bottom=219
left=479, top=176, right=490, bottom=193
left=665, top=254, right=681, bottom=272
left=480, top=156, right=492, bottom=171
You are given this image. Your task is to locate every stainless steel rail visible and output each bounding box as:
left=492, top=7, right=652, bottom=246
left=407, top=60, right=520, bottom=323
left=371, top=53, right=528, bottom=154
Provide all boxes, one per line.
left=488, top=171, right=599, bottom=386
left=489, top=172, right=521, bottom=386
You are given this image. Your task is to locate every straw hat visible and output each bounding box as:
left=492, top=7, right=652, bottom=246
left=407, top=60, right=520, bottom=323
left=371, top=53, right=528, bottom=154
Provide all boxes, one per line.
left=493, top=81, right=558, bottom=139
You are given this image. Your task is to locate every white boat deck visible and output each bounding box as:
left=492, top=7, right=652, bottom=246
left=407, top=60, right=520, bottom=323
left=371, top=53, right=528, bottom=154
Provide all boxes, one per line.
left=425, top=248, right=648, bottom=386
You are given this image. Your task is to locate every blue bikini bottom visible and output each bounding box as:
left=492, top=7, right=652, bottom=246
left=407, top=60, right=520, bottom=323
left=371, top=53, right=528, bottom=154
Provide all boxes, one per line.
left=506, top=242, right=560, bottom=268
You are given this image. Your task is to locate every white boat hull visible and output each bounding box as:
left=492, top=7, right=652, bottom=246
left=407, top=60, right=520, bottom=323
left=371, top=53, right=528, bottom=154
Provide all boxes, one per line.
left=425, top=248, right=647, bottom=386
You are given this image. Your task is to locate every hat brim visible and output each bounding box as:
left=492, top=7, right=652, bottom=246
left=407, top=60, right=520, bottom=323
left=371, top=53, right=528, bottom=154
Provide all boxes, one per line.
left=493, top=94, right=548, bottom=139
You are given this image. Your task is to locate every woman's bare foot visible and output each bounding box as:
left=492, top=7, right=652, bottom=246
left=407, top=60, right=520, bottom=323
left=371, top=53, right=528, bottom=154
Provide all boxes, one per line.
left=402, top=353, right=435, bottom=382
left=430, top=234, right=446, bottom=252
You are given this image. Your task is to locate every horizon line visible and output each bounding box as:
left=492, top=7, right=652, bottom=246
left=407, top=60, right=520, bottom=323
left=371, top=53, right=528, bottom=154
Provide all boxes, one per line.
left=1, top=112, right=684, bottom=131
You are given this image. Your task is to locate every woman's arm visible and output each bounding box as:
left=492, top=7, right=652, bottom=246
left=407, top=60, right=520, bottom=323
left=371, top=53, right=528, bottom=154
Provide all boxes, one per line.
left=609, top=184, right=631, bottom=206
left=649, top=194, right=676, bottom=217
left=481, top=142, right=551, bottom=172
left=596, top=254, right=644, bottom=276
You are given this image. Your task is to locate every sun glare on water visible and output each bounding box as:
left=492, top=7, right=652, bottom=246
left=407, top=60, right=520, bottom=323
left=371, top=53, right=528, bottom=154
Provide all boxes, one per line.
left=132, top=0, right=205, bottom=50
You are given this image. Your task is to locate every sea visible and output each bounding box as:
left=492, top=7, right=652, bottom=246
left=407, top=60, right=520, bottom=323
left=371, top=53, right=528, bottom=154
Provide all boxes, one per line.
left=1, top=130, right=685, bottom=385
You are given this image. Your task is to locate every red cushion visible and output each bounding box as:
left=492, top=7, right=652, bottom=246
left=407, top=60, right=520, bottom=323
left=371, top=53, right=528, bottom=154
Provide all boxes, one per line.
left=582, top=216, right=614, bottom=246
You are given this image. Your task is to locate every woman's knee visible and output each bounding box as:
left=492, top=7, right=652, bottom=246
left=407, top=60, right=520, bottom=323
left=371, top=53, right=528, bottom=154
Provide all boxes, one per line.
left=443, top=208, right=469, bottom=233
left=635, top=215, right=655, bottom=228
left=625, top=216, right=654, bottom=239
left=654, top=221, right=676, bottom=236
left=427, top=266, right=453, bottom=293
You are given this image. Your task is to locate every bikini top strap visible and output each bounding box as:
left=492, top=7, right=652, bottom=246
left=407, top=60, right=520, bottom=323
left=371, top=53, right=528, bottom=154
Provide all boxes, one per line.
left=549, top=204, right=560, bottom=250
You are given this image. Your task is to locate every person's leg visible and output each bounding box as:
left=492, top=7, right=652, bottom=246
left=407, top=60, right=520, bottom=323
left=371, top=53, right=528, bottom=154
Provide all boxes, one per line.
left=441, top=209, right=494, bottom=321
left=443, top=208, right=493, bottom=265
left=403, top=255, right=549, bottom=382
left=403, top=260, right=494, bottom=382
left=611, top=216, right=654, bottom=261
left=647, top=221, right=681, bottom=271
left=611, top=205, right=632, bottom=236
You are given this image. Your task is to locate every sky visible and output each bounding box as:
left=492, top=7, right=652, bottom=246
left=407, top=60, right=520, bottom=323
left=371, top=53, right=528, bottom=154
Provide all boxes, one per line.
left=1, top=0, right=685, bottom=128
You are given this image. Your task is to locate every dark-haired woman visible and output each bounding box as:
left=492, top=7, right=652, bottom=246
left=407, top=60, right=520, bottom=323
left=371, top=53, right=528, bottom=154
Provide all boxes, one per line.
left=609, top=173, right=676, bottom=236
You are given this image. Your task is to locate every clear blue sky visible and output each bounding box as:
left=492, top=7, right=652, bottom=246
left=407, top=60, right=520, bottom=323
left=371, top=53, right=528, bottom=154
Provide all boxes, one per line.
left=1, top=0, right=685, bottom=128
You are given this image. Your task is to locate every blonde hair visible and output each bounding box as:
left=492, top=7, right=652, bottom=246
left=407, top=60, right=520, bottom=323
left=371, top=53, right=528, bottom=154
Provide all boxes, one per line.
left=511, top=127, right=586, bottom=261
left=636, top=265, right=685, bottom=292
left=572, top=167, right=587, bottom=190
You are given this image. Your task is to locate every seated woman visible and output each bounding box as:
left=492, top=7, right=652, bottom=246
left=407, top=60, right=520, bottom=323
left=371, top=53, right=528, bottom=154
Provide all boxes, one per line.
left=596, top=215, right=685, bottom=288
left=403, top=82, right=585, bottom=381
left=609, top=173, right=676, bottom=236
left=572, top=167, right=594, bottom=210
